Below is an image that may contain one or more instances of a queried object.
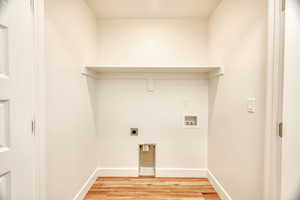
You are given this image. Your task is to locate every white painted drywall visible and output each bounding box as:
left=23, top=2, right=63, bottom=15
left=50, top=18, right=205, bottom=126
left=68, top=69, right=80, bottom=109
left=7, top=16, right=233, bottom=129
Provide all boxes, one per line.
left=282, top=0, right=300, bottom=199
left=96, top=19, right=209, bottom=67
left=208, top=0, right=267, bottom=199
left=96, top=73, right=208, bottom=171
left=86, top=0, right=221, bottom=19
left=45, top=0, right=98, bottom=199
left=43, top=0, right=269, bottom=198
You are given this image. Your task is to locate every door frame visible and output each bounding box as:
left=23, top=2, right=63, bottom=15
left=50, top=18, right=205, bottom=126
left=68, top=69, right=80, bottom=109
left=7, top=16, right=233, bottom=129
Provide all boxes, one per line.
left=264, top=0, right=285, bottom=199
left=32, top=0, right=46, bottom=199
left=31, top=0, right=286, bottom=199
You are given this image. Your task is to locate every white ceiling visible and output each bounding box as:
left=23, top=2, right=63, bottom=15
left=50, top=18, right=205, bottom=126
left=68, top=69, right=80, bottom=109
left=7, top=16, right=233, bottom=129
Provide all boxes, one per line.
left=85, top=0, right=222, bottom=19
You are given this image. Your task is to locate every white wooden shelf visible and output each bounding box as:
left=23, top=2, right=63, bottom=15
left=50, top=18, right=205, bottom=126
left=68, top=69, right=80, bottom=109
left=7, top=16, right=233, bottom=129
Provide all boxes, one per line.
left=81, top=65, right=224, bottom=79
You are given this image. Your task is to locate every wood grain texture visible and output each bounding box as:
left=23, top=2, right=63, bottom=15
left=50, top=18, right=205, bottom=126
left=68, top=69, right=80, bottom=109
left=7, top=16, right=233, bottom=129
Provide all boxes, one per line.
left=84, top=177, right=221, bottom=200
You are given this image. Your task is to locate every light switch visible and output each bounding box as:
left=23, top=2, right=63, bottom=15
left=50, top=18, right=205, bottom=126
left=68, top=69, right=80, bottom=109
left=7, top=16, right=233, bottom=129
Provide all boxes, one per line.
left=247, top=98, right=256, bottom=113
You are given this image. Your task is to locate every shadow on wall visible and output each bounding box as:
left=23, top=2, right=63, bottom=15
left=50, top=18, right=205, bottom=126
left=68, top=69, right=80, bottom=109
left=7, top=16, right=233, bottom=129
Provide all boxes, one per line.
left=86, top=77, right=98, bottom=135
left=208, top=77, right=219, bottom=123
left=296, top=0, right=300, bottom=18
left=291, top=182, right=300, bottom=200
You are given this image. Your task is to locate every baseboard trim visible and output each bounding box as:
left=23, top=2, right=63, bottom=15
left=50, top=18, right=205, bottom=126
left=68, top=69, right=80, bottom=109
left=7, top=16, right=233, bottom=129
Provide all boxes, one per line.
left=207, top=170, right=233, bottom=200
left=73, top=168, right=98, bottom=200
left=96, top=167, right=207, bottom=178
left=97, top=168, right=139, bottom=177
left=156, top=168, right=207, bottom=178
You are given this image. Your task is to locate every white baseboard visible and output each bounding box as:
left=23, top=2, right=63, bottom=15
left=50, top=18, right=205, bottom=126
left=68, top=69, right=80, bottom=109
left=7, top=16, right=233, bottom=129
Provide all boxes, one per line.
left=96, top=167, right=207, bottom=178
left=73, top=168, right=98, bottom=200
left=156, top=168, right=207, bottom=178
left=207, top=170, right=232, bottom=200
left=97, top=168, right=139, bottom=177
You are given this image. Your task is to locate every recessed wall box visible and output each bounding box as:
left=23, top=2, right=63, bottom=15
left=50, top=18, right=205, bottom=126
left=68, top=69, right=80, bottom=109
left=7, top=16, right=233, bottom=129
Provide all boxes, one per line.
left=183, top=114, right=200, bottom=128
left=130, top=128, right=139, bottom=136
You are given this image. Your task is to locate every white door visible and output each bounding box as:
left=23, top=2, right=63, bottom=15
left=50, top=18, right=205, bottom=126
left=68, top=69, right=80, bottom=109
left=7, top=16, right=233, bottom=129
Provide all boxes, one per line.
left=281, top=0, right=300, bottom=199
left=0, top=0, right=36, bottom=199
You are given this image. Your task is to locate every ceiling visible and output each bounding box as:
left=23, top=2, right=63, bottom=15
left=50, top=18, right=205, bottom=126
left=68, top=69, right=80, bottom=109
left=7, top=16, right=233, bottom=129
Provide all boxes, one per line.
left=85, top=0, right=222, bottom=19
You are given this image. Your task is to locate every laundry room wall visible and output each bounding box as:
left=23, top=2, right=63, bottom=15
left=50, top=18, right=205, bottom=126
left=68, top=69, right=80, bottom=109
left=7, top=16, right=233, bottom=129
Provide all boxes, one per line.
left=45, top=0, right=98, bottom=199
left=96, top=73, right=209, bottom=177
left=96, top=18, right=209, bottom=67
left=208, top=0, right=267, bottom=199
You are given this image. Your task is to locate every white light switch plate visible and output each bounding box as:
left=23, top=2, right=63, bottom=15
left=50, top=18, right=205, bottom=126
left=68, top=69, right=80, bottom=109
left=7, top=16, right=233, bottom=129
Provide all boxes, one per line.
left=247, top=98, right=256, bottom=113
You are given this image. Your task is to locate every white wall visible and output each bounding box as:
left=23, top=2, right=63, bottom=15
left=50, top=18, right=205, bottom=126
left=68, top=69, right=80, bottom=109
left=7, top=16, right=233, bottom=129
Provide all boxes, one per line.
left=44, top=0, right=269, bottom=198
left=96, top=73, right=208, bottom=175
left=282, top=0, right=300, bottom=199
left=45, top=0, right=98, bottom=199
left=96, top=19, right=209, bottom=66
left=208, top=0, right=267, bottom=199
left=95, top=19, right=210, bottom=175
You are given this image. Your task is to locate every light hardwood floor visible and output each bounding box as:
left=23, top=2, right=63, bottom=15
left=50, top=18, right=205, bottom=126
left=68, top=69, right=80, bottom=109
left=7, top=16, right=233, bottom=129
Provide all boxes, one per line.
left=84, top=177, right=221, bottom=200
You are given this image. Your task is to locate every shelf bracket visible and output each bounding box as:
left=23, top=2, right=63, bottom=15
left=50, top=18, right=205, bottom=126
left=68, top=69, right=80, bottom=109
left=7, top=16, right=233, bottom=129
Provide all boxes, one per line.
left=81, top=67, right=98, bottom=79
left=208, top=66, right=224, bottom=79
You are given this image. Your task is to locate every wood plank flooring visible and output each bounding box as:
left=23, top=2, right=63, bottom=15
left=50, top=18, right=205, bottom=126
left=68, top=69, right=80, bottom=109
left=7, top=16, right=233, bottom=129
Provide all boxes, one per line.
left=84, top=177, right=221, bottom=200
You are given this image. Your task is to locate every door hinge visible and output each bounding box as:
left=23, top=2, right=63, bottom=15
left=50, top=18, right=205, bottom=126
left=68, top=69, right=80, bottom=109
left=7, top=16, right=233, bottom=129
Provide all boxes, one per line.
left=279, top=122, right=283, bottom=138
left=282, top=0, right=286, bottom=11
left=31, top=119, right=36, bottom=136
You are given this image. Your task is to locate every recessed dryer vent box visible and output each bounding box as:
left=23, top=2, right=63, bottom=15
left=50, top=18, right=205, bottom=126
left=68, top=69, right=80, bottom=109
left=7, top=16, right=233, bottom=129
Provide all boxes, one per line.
left=183, top=114, right=200, bottom=128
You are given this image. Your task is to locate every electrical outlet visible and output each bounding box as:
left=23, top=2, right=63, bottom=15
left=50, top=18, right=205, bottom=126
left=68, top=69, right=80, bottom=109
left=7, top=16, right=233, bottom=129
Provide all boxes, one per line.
left=130, top=128, right=139, bottom=136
